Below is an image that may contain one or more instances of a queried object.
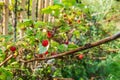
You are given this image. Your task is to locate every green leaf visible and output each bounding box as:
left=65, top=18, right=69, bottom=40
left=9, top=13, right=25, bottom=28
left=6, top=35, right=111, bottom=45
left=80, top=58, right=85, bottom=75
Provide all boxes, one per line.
left=50, top=5, right=62, bottom=10
left=58, top=44, right=67, bottom=52
left=59, top=26, right=71, bottom=32
left=42, top=7, right=52, bottom=14
left=0, top=68, right=13, bottom=80
left=9, top=62, right=19, bottom=68
left=77, top=25, right=88, bottom=32
left=42, top=5, right=62, bottom=16
left=18, top=78, right=23, bottom=80
left=51, top=40, right=59, bottom=47
left=0, top=2, right=4, bottom=6
left=34, top=21, right=46, bottom=28
left=62, top=0, right=76, bottom=6
left=73, top=30, right=80, bottom=38
left=22, top=19, right=33, bottom=27
left=0, top=49, right=2, bottom=54
left=68, top=44, right=78, bottom=50
left=54, top=0, right=61, bottom=4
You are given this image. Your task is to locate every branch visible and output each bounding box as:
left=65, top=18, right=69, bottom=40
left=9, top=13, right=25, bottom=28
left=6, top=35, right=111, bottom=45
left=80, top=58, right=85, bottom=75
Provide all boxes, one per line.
left=0, top=54, right=13, bottom=67
left=20, top=32, right=120, bottom=63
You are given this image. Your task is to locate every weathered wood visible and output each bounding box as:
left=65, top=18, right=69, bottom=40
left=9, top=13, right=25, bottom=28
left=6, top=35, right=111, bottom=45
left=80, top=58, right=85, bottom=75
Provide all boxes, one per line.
left=3, top=0, right=9, bottom=35
left=38, top=0, right=44, bottom=21
left=43, top=0, right=49, bottom=22
left=48, top=0, right=53, bottom=22
left=31, top=0, right=37, bottom=21
left=9, top=0, right=14, bottom=27
left=60, top=0, right=62, bottom=3
left=19, top=0, right=27, bottom=38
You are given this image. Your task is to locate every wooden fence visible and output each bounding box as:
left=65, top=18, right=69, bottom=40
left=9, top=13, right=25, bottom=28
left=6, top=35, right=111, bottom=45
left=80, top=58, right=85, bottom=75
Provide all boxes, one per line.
left=0, top=0, right=62, bottom=39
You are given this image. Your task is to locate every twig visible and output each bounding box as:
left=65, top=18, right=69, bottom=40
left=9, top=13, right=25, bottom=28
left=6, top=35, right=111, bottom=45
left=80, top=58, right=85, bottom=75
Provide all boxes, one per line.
left=0, top=54, right=13, bottom=67
left=20, top=32, right=120, bottom=63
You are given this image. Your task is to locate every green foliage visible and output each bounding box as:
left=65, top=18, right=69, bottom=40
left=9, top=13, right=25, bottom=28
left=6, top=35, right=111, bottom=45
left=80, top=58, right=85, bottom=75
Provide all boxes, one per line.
left=0, top=1, right=4, bottom=7
left=98, top=53, right=120, bottom=79
left=0, top=0, right=120, bottom=80
left=0, top=67, right=13, bottom=80
left=62, top=0, right=77, bottom=7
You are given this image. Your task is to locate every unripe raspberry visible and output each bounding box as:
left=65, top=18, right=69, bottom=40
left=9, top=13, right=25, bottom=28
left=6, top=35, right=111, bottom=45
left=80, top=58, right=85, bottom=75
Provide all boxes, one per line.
left=78, top=54, right=84, bottom=60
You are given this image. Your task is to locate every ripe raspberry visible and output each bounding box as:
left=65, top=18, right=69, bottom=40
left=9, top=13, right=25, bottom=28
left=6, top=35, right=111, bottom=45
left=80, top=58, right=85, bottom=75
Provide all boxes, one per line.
left=10, top=46, right=16, bottom=52
left=44, top=51, right=48, bottom=55
left=42, top=40, right=49, bottom=47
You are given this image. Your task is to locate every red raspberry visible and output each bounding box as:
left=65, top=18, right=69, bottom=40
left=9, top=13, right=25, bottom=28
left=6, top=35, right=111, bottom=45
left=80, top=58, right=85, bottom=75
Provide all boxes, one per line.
left=44, top=51, right=48, bottom=55
left=10, top=46, right=16, bottom=52
left=47, top=31, right=52, bottom=38
left=78, top=54, right=84, bottom=60
left=42, top=40, right=49, bottom=47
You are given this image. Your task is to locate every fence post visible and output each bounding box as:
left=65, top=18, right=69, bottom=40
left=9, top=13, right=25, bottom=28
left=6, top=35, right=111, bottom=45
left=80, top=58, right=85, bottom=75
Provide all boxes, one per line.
left=38, top=0, right=44, bottom=21
left=3, top=0, right=9, bottom=35
left=0, top=1, right=3, bottom=34
left=44, top=0, right=49, bottom=22
left=48, top=0, right=53, bottom=22
left=19, top=0, right=27, bottom=39
left=60, top=0, right=62, bottom=3
left=32, top=0, right=37, bottom=21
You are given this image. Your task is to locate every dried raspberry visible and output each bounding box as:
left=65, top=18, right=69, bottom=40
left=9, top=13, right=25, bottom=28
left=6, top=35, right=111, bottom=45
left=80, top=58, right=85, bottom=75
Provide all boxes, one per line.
left=47, top=31, right=52, bottom=38
left=38, top=54, right=43, bottom=58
